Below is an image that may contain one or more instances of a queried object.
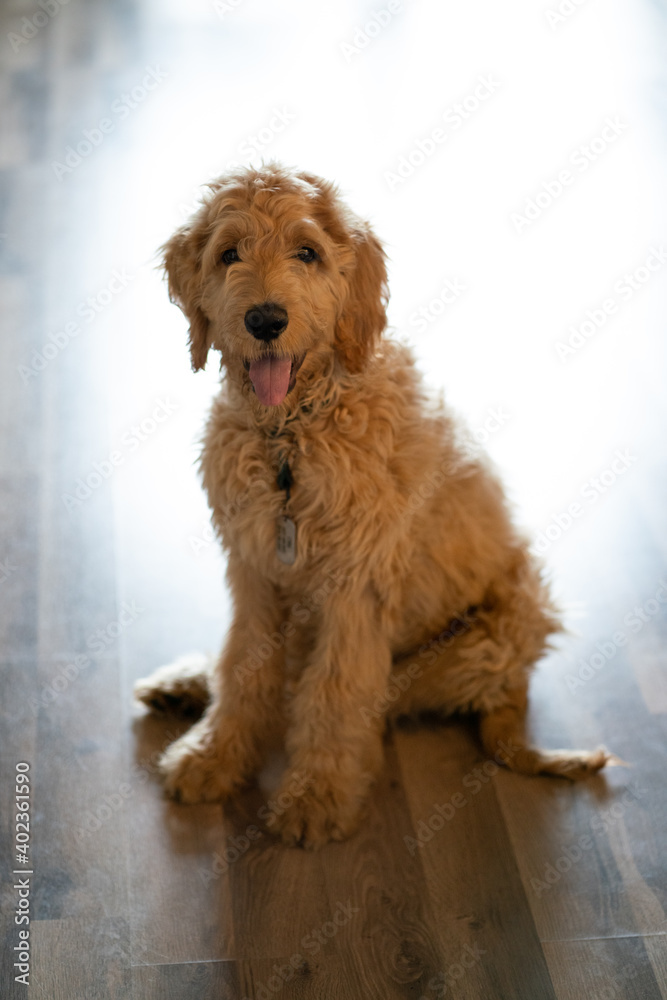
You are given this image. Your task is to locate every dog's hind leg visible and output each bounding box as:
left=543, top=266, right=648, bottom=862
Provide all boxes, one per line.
left=134, top=653, right=213, bottom=718
left=390, top=632, right=609, bottom=780
left=388, top=552, right=610, bottom=780
left=478, top=684, right=609, bottom=780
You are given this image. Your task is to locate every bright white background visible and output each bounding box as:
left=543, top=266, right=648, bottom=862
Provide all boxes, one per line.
left=36, top=0, right=666, bottom=651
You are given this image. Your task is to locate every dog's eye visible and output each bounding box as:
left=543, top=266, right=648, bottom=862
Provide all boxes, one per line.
left=221, top=248, right=240, bottom=265
left=295, top=246, right=318, bottom=263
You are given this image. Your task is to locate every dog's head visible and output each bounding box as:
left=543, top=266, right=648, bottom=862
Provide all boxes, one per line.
left=162, top=164, right=388, bottom=408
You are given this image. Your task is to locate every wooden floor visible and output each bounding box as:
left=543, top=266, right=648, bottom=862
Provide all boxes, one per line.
left=1, top=1, right=666, bottom=997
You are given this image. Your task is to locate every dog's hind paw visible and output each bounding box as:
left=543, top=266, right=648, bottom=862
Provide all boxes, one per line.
left=538, top=746, right=613, bottom=780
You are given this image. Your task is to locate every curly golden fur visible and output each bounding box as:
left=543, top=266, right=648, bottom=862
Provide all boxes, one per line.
left=134, top=164, right=609, bottom=848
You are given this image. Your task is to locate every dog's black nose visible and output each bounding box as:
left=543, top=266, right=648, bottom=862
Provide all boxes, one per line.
left=244, top=302, right=288, bottom=341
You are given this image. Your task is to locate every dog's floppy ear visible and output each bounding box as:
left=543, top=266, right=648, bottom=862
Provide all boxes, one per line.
left=162, top=222, right=211, bottom=372
left=334, top=222, right=388, bottom=374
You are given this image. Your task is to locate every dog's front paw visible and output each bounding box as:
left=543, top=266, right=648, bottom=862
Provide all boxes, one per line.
left=134, top=653, right=212, bottom=717
left=159, top=723, right=247, bottom=804
left=266, top=779, right=364, bottom=849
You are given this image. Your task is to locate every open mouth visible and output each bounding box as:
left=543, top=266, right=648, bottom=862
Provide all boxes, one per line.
left=243, top=353, right=306, bottom=407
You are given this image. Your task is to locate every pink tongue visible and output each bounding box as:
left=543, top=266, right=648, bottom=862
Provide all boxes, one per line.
left=248, top=356, right=292, bottom=406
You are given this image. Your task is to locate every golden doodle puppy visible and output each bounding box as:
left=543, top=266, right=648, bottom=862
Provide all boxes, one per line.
left=135, top=163, right=609, bottom=848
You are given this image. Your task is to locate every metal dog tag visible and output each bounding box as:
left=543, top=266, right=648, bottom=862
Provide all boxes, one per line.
left=276, top=515, right=297, bottom=564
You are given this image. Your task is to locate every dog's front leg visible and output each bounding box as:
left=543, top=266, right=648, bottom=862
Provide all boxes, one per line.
left=159, top=563, right=286, bottom=804
left=268, top=585, right=391, bottom=848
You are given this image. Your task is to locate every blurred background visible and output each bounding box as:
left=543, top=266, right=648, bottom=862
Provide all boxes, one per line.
left=3, top=0, right=665, bottom=655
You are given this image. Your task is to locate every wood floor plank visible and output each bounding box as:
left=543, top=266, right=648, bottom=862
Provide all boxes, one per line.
left=129, top=716, right=341, bottom=967
left=133, top=951, right=465, bottom=1000
left=543, top=935, right=666, bottom=1000
left=487, top=495, right=667, bottom=948
left=132, top=956, right=381, bottom=1000
left=127, top=709, right=236, bottom=965
left=294, top=737, right=445, bottom=998
left=0, top=471, right=40, bottom=1000
left=131, top=961, right=239, bottom=1000
left=32, top=652, right=131, bottom=922
left=29, top=918, right=131, bottom=1000
left=0, top=276, right=45, bottom=477
left=219, top=784, right=333, bottom=963
left=0, top=473, right=40, bottom=667
left=492, top=737, right=667, bottom=944
left=26, top=339, right=133, bottom=928
left=604, top=821, right=667, bottom=988
left=393, top=720, right=557, bottom=999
